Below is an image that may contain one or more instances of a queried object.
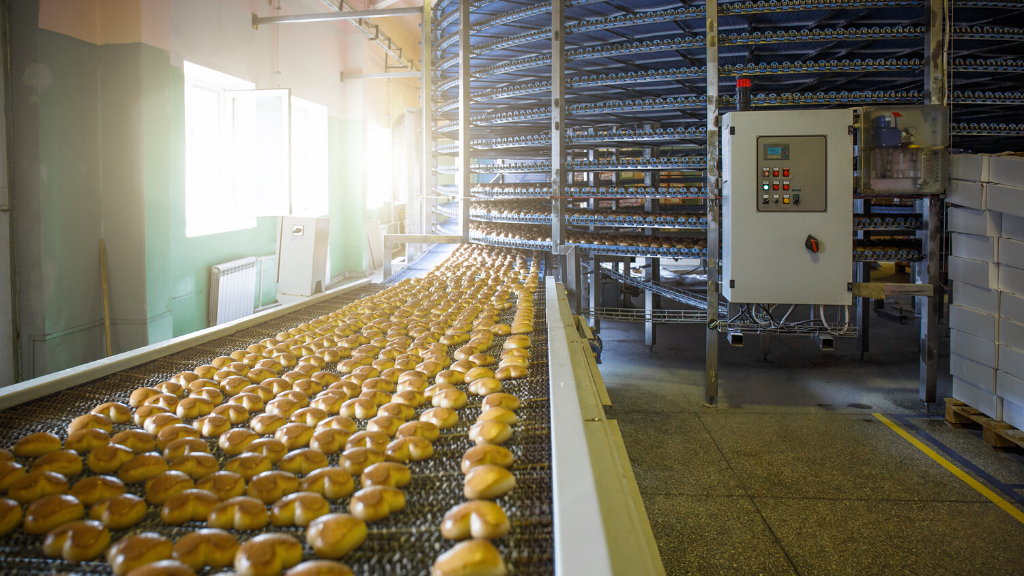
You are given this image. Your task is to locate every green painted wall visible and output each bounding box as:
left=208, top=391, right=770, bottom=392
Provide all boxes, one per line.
left=331, top=118, right=369, bottom=274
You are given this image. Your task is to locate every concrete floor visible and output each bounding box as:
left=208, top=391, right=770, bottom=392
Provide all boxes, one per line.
left=601, top=301, right=1024, bottom=575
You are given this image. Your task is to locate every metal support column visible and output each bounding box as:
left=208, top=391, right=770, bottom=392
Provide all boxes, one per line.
left=551, top=0, right=567, bottom=280
left=918, top=0, right=945, bottom=404
left=645, top=257, right=659, bottom=347
left=457, top=0, right=471, bottom=242
left=405, top=107, right=420, bottom=264
left=704, top=0, right=720, bottom=405
left=421, top=0, right=433, bottom=242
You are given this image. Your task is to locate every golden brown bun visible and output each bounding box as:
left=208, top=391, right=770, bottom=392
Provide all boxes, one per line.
left=42, top=519, right=111, bottom=562
left=284, top=560, right=355, bottom=576
left=247, top=367, right=277, bottom=383
left=224, top=453, right=272, bottom=480
left=91, top=402, right=132, bottom=424
left=145, top=470, right=195, bottom=505
left=481, top=393, right=521, bottom=411
left=246, top=470, right=299, bottom=504
left=432, top=389, right=468, bottom=410
left=24, top=493, right=84, bottom=534
left=464, top=465, right=516, bottom=500
left=338, top=448, right=384, bottom=476
left=172, top=528, right=238, bottom=570
left=476, top=407, right=518, bottom=426
left=196, top=471, right=246, bottom=500
left=14, top=431, right=62, bottom=457
left=275, top=423, right=314, bottom=450
left=207, top=496, right=269, bottom=530
left=143, top=412, right=184, bottom=435
left=65, top=428, right=111, bottom=453
left=156, top=380, right=187, bottom=398
left=157, top=424, right=201, bottom=451
left=299, top=467, right=354, bottom=500
left=143, top=393, right=180, bottom=412
left=90, top=493, right=147, bottom=529
left=251, top=413, right=288, bottom=435
left=219, top=428, right=258, bottom=456
left=360, top=462, right=411, bottom=489
left=498, top=355, right=528, bottom=369
left=133, top=404, right=169, bottom=427
left=366, top=415, right=404, bottom=437
left=464, top=368, right=495, bottom=383
left=8, top=470, right=69, bottom=503
left=503, top=335, right=531, bottom=349
left=348, top=485, right=405, bottom=522
left=309, top=428, right=347, bottom=454
left=396, top=421, right=440, bottom=442
left=469, top=353, right=496, bottom=367
left=431, top=539, right=507, bottom=576
left=30, top=449, right=83, bottom=476
left=385, top=437, right=434, bottom=463
left=0, top=460, right=25, bottom=491
left=396, top=378, right=429, bottom=394
left=310, top=393, right=346, bottom=415
left=0, top=497, right=22, bottom=535
left=129, top=387, right=161, bottom=408
left=0, top=448, right=13, bottom=462
left=220, top=376, right=251, bottom=396
left=279, top=448, right=329, bottom=476
left=188, top=387, right=224, bottom=406
left=233, top=533, right=303, bottom=576
left=266, top=397, right=300, bottom=419
left=420, top=408, right=459, bottom=429
left=105, top=532, right=173, bottom=576
left=358, top=389, right=392, bottom=407
left=305, top=513, right=367, bottom=559
left=193, top=414, right=231, bottom=437
left=119, top=453, right=169, bottom=483
left=339, top=398, right=377, bottom=419
left=163, top=438, right=210, bottom=460
left=270, top=491, right=330, bottom=527
left=378, top=404, right=416, bottom=425
left=468, top=421, right=513, bottom=446
left=69, top=475, right=125, bottom=506
left=212, top=403, right=250, bottom=424
left=435, top=370, right=465, bottom=386
left=345, top=431, right=389, bottom=452
left=160, top=489, right=219, bottom=525
left=460, top=445, right=514, bottom=475
left=227, top=392, right=265, bottom=412
left=248, top=438, right=289, bottom=464
left=291, top=407, right=328, bottom=427
left=494, top=365, right=527, bottom=381
left=441, top=500, right=510, bottom=540
left=125, top=560, right=196, bottom=576
left=468, top=378, right=502, bottom=397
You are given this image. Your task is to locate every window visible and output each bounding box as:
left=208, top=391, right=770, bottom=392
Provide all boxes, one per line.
left=366, top=125, right=392, bottom=209
left=290, top=97, right=329, bottom=217
left=184, top=62, right=291, bottom=237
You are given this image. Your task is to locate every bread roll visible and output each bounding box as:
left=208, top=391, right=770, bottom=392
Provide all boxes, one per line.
left=247, top=367, right=277, bottom=383
left=247, top=470, right=299, bottom=504
left=0, top=460, right=25, bottom=492
left=220, top=375, right=251, bottom=396
left=105, top=532, right=173, bottom=576
left=345, top=430, right=389, bottom=453
left=84, top=443, right=134, bottom=474
left=315, top=415, right=358, bottom=436
left=476, top=407, right=518, bottom=426
left=503, top=335, right=530, bottom=349
left=90, top=493, right=147, bottom=529
left=463, top=464, right=516, bottom=500
left=279, top=448, right=329, bottom=476
left=191, top=414, right=230, bottom=438
left=146, top=470, right=195, bottom=505
left=275, top=423, right=315, bottom=450
left=360, top=462, right=411, bottom=489
left=14, top=431, right=62, bottom=457
left=365, top=415, right=403, bottom=437
left=173, top=371, right=201, bottom=386
left=233, top=533, right=303, bottom=576
left=338, top=448, right=384, bottom=476
left=494, top=365, right=527, bottom=381
left=500, top=348, right=528, bottom=360
left=469, top=353, right=496, bottom=367
left=328, top=380, right=361, bottom=397
left=107, top=430, right=154, bottom=455
left=133, top=404, right=169, bottom=427
left=219, top=428, right=258, bottom=456
left=224, top=452, right=272, bottom=480
left=24, top=493, right=84, bottom=534
left=228, top=392, right=265, bottom=412
left=129, top=387, right=161, bottom=408
left=464, top=367, right=495, bottom=384
left=396, top=377, right=428, bottom=394
left=395, top=421, right=439, bottom=443
left=284, top=560, right=355, bottom=576
left=385, top=436, right=434, bottom=463
left=360, top=377, right=395, bottom=394
left=119, top=453, right=169, bottom=483
left=0, top=497, right=21, bottom=536
left=292, top=380, right=324, bottom=398
left=172, top=528, right=238, bottom=570
left=245, top=438, right=287, bottom=464
left=125, top=559, right=196, bottom=576
left=468, top=421, right=512, bottom=446
left=143, top=412, right=184, bottom=435
left=266, top=397, right=300, bottom=420
left=420, top=408, right=459, bottom=429
left=255, top=358, right=285, bottom=373
left=160, top=488, right=219, bottom=525
left=348, top=485, right=405, bottom=522
left=305, top=513, right=367, bottom=559
left=207, top=496, right=269, bottom=530
left=431, top=539, right=507, bottom=576
left=270, top=491, right=330, bottom=527
left=435, top=370, right=465, bottom=386
left=312, top=371, right=342, bottom=385
left=251, top=413, right=288, bottom=435
left=338, top=398, right=377, bottom=419
left=30, top=449, right=83, bottom=476
left=65, top=428, right=111, bottom=453
left=190, top=387, right=225, bottom=405
left=156, top=380, right=187, bottom=398
left=432, top=389, right=468, bottom=410
left=8, top=470, right=68, bottom=503
left=143, top=393, right=179, bottom=412
left=378, top=402, right=416, bottom=422
left=358, top=389, right=392, bottom=408
left=481, top=393, right=520, bottom=411
left=299, top=467, right=354, bottom=500
left=91, top=402, right=132, bottom=424
left=163, top=438, right=210, bottom=461
left=42, top=519, right=111, bottom=562
left=441, top=500, right=510, bottom=540
left=309, top=428, right=347, bottom=454
left=157, top=424, right=202, bottom=451
left=69, top=475, right=125, bottom=506
left=460, top=445, right=513, bottom=475
left=196, top=471, right=246, bottom=500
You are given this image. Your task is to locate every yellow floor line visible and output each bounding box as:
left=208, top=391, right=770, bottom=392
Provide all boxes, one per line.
left=873, top=413, right=1024, bottom=525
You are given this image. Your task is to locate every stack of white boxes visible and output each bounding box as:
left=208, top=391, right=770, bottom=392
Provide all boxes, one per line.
left=947, top=153, right=1024, bottom=428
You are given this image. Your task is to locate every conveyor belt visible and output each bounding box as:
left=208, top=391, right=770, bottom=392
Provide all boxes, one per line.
left=0, top=278, right=554, bottom=574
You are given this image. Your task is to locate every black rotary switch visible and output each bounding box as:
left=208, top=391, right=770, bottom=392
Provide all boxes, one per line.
left=805, top=235, right=820, bottom=253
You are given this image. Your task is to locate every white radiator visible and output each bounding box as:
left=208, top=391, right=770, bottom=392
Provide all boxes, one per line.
left=208, top=257, right=258, bottom=327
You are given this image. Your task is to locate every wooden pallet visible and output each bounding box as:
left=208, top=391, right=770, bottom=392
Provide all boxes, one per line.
left=946, top=398, right=1024, bottom=449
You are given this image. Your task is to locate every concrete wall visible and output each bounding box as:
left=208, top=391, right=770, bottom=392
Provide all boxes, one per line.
left=7, top=0, right=421, bottom=380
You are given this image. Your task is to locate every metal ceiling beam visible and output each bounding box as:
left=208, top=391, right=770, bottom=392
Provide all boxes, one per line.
left=253, top=6, right=421, bottom=27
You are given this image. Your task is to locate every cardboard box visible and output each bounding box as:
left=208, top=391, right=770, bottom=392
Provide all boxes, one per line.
left=986, top=183, right=1024, bottom=219
left=1002, top=213, right=1024, bottom=240
left=950, top=304, right=998, bottom=341
left=951, top=354, right=997, bottom=393
left=948, top=256, right=998, bottom=289
left=946, top=179, right=986, bottom=210
left=999, top=264, right=1024, bottom=296
left=999, top=237, right=1024, bottom=270
left=998, top=370, right=1024, bottom=407
left=999, top=344, right=1024, bottom=382
left=1003, top=397, right=1024, bottom=432
left=952, top=376, right=1001, bottom=420
left=1000, top=290, right=1024, bottom=321
left=951, top=329, right=998, bottom=367
left=999, top=318, right=1024, bottom=352
left=951, top=233, right=997, bottom=262
left=950, top=154, right=991, bottom=183
left=953, top=281, right=999, bottom=315
left=990, top=155, right=1024, bottom=188
left=948, top=206, right=1001, bottom=237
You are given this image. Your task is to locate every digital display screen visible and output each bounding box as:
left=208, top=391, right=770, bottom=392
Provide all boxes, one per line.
left=763, top=143, right=789, bottom=160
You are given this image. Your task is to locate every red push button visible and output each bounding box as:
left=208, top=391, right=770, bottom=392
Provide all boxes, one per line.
left=783, top=184, right=790, bottom=191
left=783, top=168, right=790, bottom=177
left=773, top=184, right=780, bottom=191
left=773, top=170, right=780, bottom=177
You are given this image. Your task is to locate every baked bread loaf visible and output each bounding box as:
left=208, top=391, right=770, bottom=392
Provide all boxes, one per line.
left=69, top=475, right=125, bottom=505
left=207, top=496, right=270, bottom=530
left=0, top=497, right=21, bottom=535
left=227, top=392, right=265, bottom=412
left=316, top=414, right=358, bottom=434
left=435, top=370, right=465, bottom=386
left=163, top=438, right=210, bottom=460
left=310, top=392, right=346, bottom=415
left=337, top=448, right=384, bottom=476
left=266, top=397, right=300, bottom=419
left=360, top=462, right=411, bottom=488
left=348, top=485, right=405, bottom=522
left=156, top=381, right=187, bottom=398
left=91, top=402, right=132, bottom=424
left=441, top=500, right=510, bottom=540
left=89, top=493, right=147, bottom=529
left=42, top=519, right=110, bottom=562
left=420, top=408, right=459, bottom=429
left=30, top=449, right=83, bottom=476
left=251, top=413, right=288, bottom=435
left=378, top=402, right=416, bottom=421
left=338, top=398, right=377, bottom=419
left=464, top=465, right=516, bottom=500
left=299, top=467, right=354, bottom=500
left=284, top=560, right=355, bottom=576
left=14, top=431, right=62, bottom=457
left=129, top=387, right=161, bottom=408
left=270, top=491, right=330, bottom=526
left=291, top=406, right=328, bottom=426
left=190, top=387, right=225, bottom=405
left=143, top=393, right=179, bottom=413
left=0, top=460, right=25, bottom=491
left=431, top=539, right=507, bottom=576
left=396, top=420, right=440, bottom=442
left=345, top=430, right=389, bottom=453
left=119, top=453, right=169, bottom=483
left=8, top=470, right=69, bottom=503
left=360, top=377, right=395, bottom=393
left=24, top=493, right=84, bottom=534
left=125, top=559, right=197, bottom=576
left=385, top=437, right=434, bottom=463
left=171, top=528, right=238, bottom=570
left=494, top=365, right=527, bottom=381
left=196, top=471, right=246, bottom=500
left=220, top=376, right=251, bottom=396
left=464, top=367, right=495, bottom=383
left=247, top=470, right=300, bottom=504
left=66, top=428, right=111, bottom=453
left=219, top=428, right=258, bottom=455
left=105, top=532, right=173, bottom=576
left=247, top=438, right=289, bottom=464
left=145, top=470, right=195, bottom=504
left=224, top=452, right=272, bottom=480
left=160, top=489, right=219, bottom=525
left=359, top=389, right=392, bottom=407
left=469, top=353, right=496, bottom=367
left=279, top=448, right=329, bottom=476
left=233, top=533, right=303, bottom=576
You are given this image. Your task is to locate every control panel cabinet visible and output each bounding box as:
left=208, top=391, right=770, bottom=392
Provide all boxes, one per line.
left=723, top=109, right=853, bottom=306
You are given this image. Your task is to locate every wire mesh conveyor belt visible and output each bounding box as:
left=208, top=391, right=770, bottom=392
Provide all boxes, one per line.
left=0, top=274, right=554, bottom=575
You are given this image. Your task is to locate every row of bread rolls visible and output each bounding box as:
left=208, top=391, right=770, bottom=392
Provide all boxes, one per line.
left=470, top=222, right=707, bottom=250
